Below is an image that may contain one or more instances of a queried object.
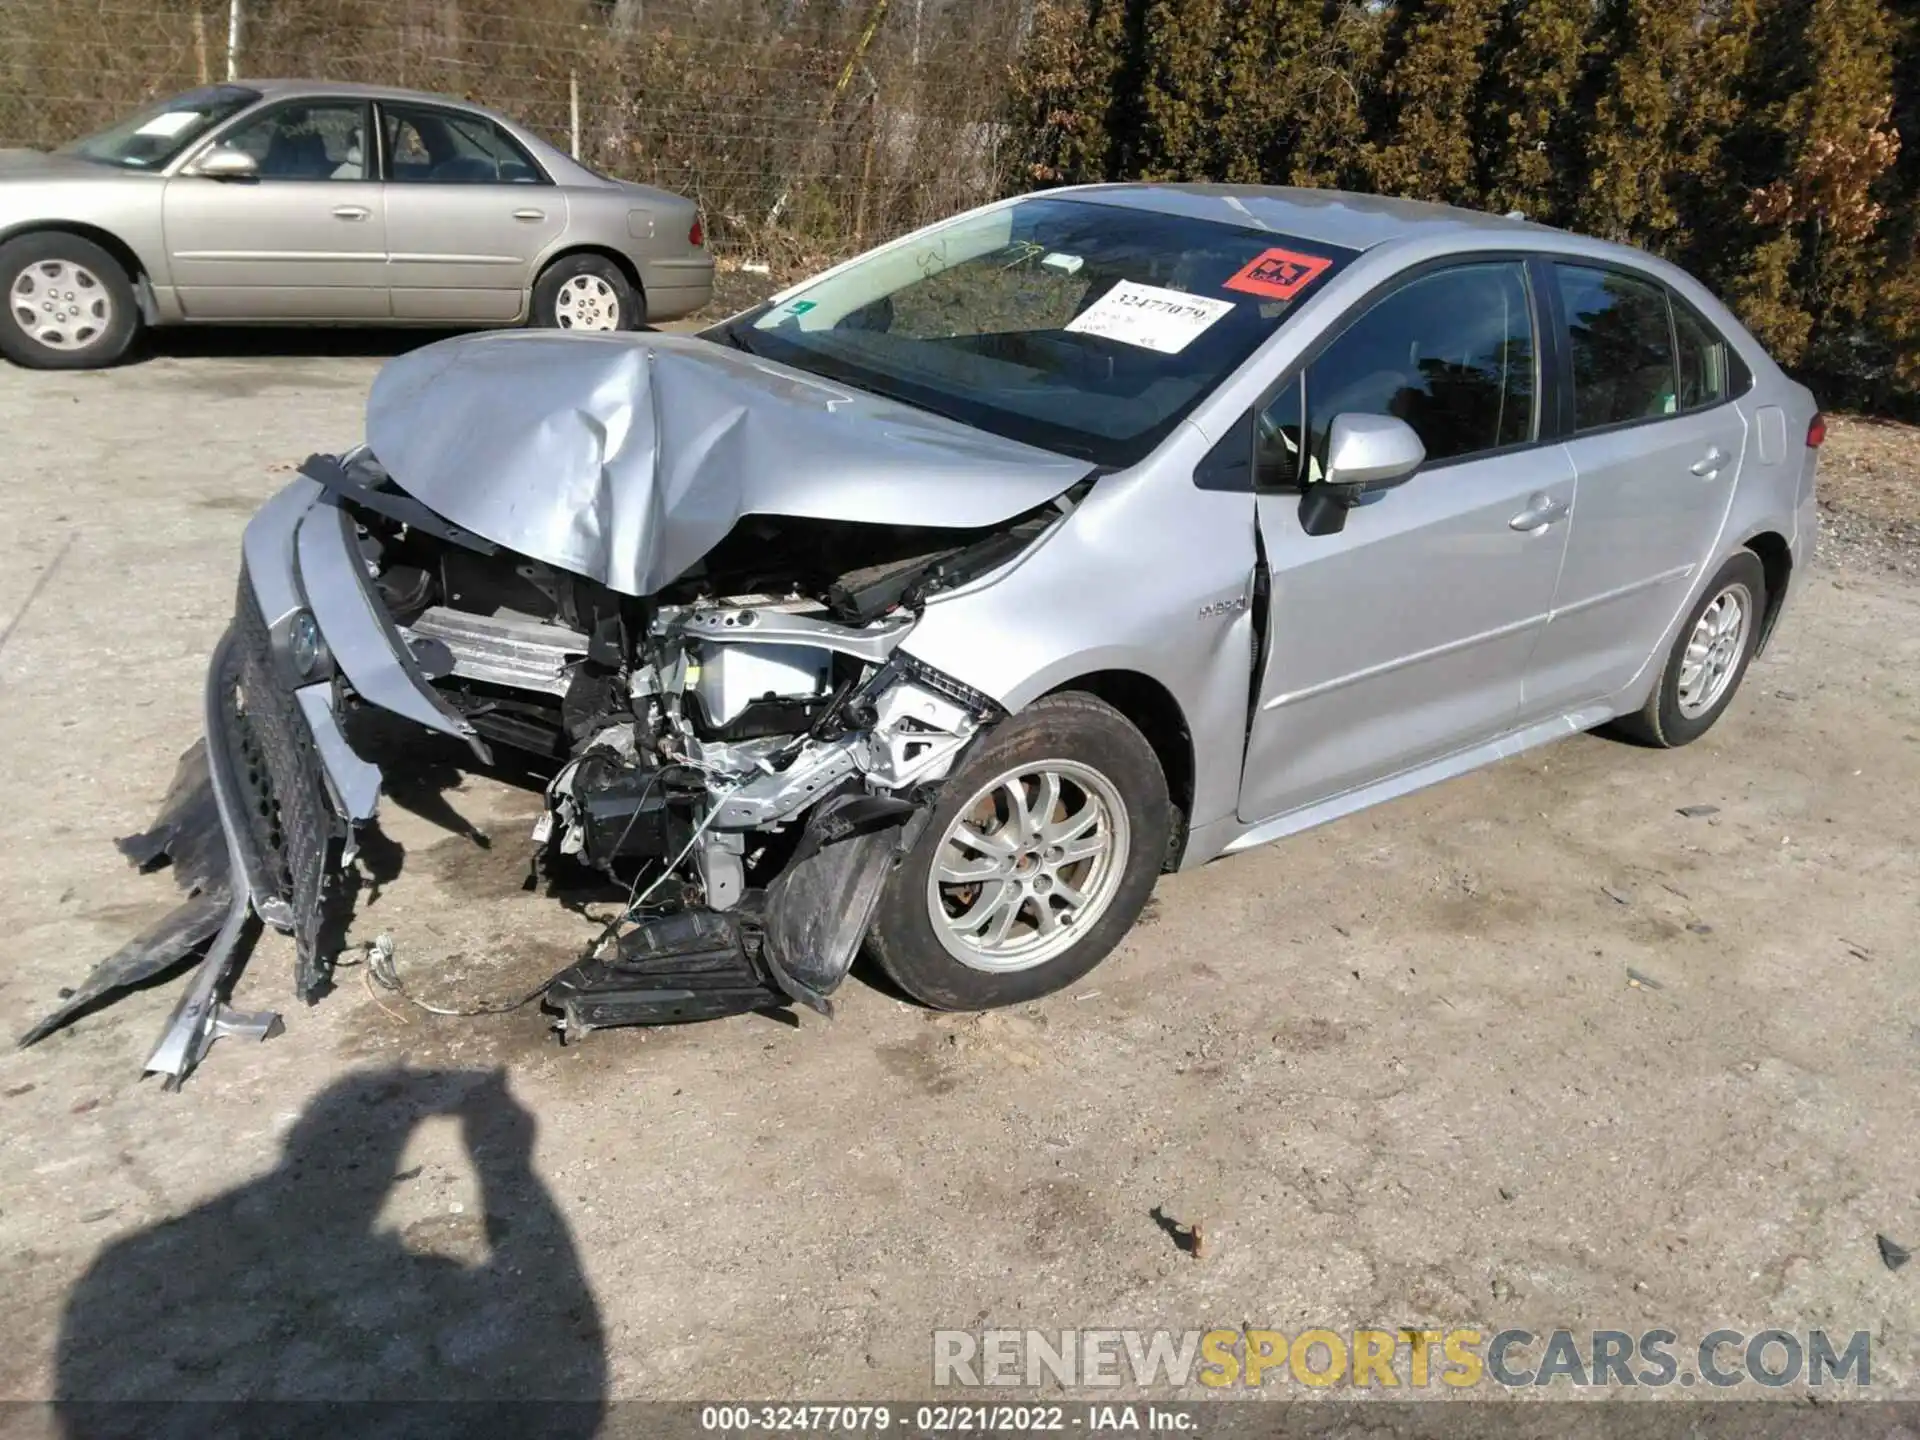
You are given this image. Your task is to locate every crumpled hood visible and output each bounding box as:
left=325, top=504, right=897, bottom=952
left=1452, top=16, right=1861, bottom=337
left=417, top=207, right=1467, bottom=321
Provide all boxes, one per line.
left=363, top=330, right=1094, bottom=597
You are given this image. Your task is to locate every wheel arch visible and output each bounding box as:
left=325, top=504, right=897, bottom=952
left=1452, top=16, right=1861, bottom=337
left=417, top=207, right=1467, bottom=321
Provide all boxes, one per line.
left=1042, top=669, right=1194, bottom=871
left=534, top=244, right=647, bottom=322
left=0, top=221, right=154, bottom=320
left=1741, top=529, right=1792, bottom=651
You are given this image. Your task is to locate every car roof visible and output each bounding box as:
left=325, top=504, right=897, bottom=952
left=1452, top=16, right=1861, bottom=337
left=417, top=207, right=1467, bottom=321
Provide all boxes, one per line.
left=235, top=79, right=509, bottom=111
left=1055, top=182, right=1564, bottom=253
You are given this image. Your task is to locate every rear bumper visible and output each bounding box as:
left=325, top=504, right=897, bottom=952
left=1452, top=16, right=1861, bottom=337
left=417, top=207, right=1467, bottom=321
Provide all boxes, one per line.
left=639, top=257, right=715, bottom=321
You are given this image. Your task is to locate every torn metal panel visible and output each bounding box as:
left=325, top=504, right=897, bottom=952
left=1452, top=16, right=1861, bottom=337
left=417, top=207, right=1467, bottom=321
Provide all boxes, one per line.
left=17, top=742, right=229, bottom=1048
left=363, top=331, right=1092, bottom=597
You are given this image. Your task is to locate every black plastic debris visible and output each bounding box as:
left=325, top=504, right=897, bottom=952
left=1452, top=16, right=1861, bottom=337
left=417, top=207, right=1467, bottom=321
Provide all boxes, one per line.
left=545, top=909, right=787, bottom=1036
left=1879, top=1234, right=1911, bottom=1271
left=19, top=742, right=232, bottom=1048
left=1676, top=804, right=1721, bottom=818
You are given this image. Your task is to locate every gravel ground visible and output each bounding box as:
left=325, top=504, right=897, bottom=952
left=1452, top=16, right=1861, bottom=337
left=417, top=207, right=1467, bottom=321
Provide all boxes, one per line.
left=0, top=338, right=1917, bottom=1411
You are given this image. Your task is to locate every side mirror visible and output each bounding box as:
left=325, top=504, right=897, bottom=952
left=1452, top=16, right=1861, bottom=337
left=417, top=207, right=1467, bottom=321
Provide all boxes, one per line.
left=1299, top=413, right=1425, bottom=536
left=191, top=146, right=259, bottom=180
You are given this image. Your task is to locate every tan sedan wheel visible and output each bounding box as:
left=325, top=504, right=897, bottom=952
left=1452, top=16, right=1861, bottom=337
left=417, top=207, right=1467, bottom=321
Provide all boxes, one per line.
left=0, top=232, right=139, bottom=370
left=530, top=254, right=642, bottom=333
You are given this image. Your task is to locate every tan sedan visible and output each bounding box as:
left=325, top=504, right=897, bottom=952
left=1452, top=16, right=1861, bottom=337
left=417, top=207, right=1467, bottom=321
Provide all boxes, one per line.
left=0, top=80, right=713, bottom=368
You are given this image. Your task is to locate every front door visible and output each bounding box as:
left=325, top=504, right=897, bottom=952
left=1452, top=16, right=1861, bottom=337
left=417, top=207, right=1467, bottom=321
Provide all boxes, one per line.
left=1522, top=263, right=1748, bottom=716
left=162, top=99, right=388, bottom=319
left=1240, top=259, right=1573, bottom=824
left=378, top=102, right=566, bottom=322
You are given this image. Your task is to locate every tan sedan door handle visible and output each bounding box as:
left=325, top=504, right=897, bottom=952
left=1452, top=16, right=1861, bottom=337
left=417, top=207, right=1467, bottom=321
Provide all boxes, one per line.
left=512, top=208, right=547, bottom=222
left=1509, top=493, right=1570, bottom=533
left=331, top=205, right=371, bottom=221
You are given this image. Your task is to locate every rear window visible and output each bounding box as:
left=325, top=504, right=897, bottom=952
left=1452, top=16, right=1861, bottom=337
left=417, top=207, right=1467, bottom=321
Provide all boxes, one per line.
left=1554, top=264, right=1679, bottom=431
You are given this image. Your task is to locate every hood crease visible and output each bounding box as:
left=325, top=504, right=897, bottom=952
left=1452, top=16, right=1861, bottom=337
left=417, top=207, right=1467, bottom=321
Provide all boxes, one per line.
left=362, top=330, right=1094, bottom=597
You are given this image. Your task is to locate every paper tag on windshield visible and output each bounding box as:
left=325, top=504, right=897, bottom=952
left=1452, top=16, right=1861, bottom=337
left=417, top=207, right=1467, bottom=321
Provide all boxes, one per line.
left=1065, top=280, right=1233, bottom=354
left=135, top=111, right=203, bottom=138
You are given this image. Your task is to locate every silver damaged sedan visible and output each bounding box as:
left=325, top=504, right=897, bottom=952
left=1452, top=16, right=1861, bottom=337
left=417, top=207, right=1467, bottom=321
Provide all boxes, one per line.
left=34, top=185, right=1823, bottom=1082
left=0, top=81, right=712, bottom=369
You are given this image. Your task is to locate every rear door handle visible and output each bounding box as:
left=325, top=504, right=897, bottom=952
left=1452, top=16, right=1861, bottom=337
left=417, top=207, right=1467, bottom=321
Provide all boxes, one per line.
left=1509, top=493, right=1569, bottom=533
left=512, top=208, right=546, bottom=222
left=1691, top=446, right=1729, bottom=477
left=332, top=205, right=371, bottom=221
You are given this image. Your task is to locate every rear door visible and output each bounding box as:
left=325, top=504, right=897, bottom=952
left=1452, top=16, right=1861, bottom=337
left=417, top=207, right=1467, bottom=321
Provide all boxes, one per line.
left=378, top=101, right=565, bottom=321
left=162, top=98, right=388, bottom=319
left=1522, top=263, right=1747, bottom=716
left=1239, top=258, right=1574, bottom=824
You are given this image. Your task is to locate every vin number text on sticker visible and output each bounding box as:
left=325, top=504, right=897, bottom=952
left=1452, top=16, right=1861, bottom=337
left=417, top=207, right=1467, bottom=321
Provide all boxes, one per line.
left=1064, top=280, right=1235, bottom=354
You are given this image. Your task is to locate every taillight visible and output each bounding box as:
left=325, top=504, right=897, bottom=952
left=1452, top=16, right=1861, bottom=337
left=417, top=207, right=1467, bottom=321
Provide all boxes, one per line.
left=688, top=217, right=705, bottom=248
left=1807, top=412, right=1826, bottom=448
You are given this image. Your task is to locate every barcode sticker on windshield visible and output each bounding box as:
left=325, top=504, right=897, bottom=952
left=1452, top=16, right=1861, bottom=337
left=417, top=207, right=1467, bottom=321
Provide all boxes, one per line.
left=134, top=111, right=204, bottom=138
left=1065, top=280, right=1234, bottom=354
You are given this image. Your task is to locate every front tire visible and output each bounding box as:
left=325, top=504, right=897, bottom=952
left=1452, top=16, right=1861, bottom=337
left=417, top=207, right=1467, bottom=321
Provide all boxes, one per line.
left=1612, top=550, right=1767, bottom=748
left=0, top=232, right=139, bottom=369
left=530, top=254, right=642, bottom=333
left=866, top=692, right=1171, bottom=1011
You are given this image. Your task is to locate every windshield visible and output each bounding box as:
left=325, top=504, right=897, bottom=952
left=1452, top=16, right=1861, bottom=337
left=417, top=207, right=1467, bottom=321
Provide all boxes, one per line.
left=734, top=197, right=1354, bottom=466
left=62, top=86, right=262, bottom=170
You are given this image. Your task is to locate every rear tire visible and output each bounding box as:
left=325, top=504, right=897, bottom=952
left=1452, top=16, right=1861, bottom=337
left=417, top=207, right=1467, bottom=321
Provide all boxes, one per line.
left=866, top=692, right=1171, bottom=1011
left=0, top=232, right=139, bottom=369
left=1611, top=550, right=1767, bottom=748
left=530, top=254, right=643, bottom=333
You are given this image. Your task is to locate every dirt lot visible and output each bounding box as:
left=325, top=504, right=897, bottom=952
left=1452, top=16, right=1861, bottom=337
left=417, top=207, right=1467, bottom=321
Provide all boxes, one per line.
left=0, top=339, right=1917, bottom=1408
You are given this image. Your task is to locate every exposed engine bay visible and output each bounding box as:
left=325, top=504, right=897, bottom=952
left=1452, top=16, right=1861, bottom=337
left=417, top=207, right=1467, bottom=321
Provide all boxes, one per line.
left=21, top=328, right=1098, bottom=1085
left=342, top=444, right=1052, bottom=1029
left=25, top=443, right=1077, bottom=1081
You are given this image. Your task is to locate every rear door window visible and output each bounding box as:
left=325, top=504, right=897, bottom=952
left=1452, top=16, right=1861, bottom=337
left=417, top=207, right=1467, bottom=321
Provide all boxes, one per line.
left=381, top=104, right=545, bottom=184
left=1554, top=264, right=1679, bottom=430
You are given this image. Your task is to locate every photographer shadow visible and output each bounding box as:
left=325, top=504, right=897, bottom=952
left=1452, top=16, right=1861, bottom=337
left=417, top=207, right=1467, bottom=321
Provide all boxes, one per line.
left=54, top=1068, right=606, bottom=1436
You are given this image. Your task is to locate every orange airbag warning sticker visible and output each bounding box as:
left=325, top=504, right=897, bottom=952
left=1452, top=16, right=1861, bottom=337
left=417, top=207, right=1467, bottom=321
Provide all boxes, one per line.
left=1224, top=247, right=1333, bottom=301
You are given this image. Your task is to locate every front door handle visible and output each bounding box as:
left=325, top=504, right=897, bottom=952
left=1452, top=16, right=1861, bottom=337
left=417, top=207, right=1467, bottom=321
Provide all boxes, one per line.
left=512, top=208, right=546, bottom=221
left=331, top=205, right=371, bottom=221
left=1509, top=493, right=1570, bottom=533
left=1691, top=446, right=1729, bottom=477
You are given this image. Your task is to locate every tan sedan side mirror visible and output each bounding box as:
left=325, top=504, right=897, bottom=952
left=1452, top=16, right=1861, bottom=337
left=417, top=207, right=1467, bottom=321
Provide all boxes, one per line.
left=192, top=146, right=259, bottom=180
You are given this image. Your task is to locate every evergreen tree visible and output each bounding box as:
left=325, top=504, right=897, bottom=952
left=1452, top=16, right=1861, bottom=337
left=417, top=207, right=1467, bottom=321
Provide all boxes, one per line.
left=1479, top=0, right=1603, bottom=225
left=1137, top=0, right=1228, bottom=178
left=1290, top=0, right=1389, bottom=190
left=1010, top=0, right=1133, bottom=183
left=1577, top=0, right=1698, bottom=245
left=1731, top=0, right=1902, bottom=367
left=1362, top=0, right=1503, bottom=205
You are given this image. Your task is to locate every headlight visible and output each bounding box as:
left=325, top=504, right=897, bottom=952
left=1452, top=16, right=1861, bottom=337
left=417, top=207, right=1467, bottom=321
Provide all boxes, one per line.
left=288, top=611, right=322, bottom=678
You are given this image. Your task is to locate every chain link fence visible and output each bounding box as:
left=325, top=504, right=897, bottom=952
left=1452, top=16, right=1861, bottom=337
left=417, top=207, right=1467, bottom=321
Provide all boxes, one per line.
left=0, top=0, right=1031, bottom=269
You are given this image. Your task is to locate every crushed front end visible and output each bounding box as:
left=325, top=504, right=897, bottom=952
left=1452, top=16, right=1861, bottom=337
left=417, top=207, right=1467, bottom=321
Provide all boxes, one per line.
left=30, top=329, right=1087, bottom=1084
left=50, top=447, right=1063, bottom=1082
